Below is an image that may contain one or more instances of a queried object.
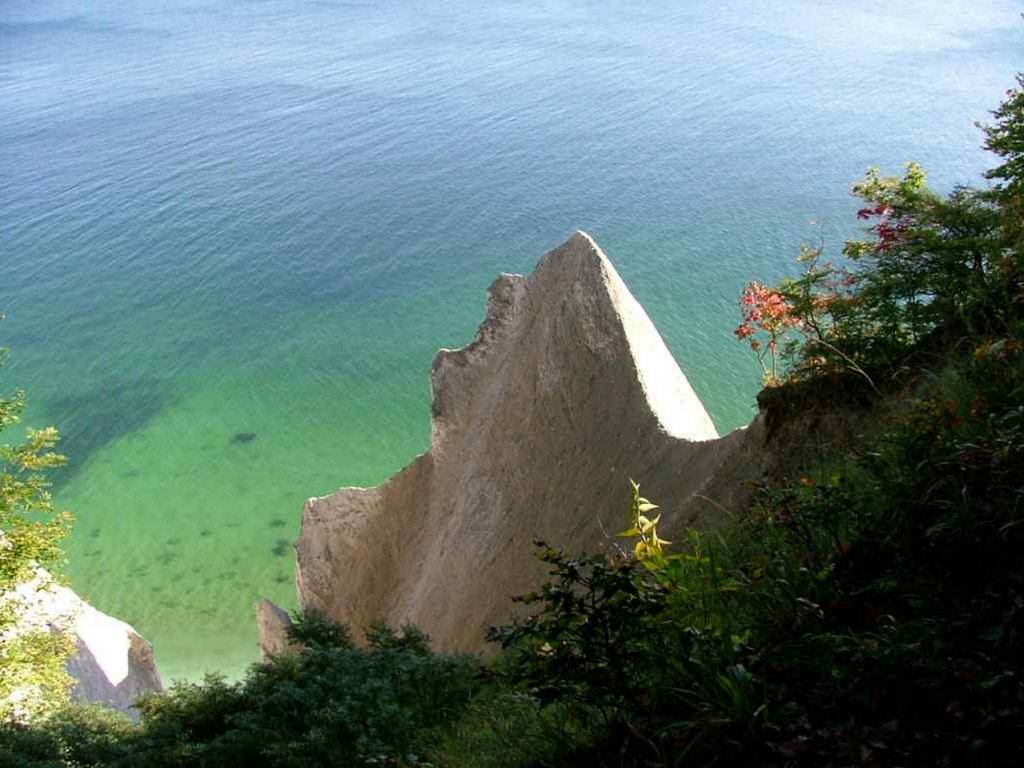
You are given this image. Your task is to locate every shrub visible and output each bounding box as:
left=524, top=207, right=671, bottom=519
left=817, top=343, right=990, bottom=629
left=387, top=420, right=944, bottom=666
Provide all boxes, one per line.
left=285, top=607, right=353, bottom=650
left=0, top=616, right=481, bottom=768
left=0, top=705, right=136, bottom=768
left=736, top=70, right=1023, bottom=386
left=431, top=688, right=590, bottom=768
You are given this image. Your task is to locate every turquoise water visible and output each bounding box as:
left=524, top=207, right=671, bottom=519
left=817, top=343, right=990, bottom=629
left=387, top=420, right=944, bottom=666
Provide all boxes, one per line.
left=1, top=0, right=1021, bottom=681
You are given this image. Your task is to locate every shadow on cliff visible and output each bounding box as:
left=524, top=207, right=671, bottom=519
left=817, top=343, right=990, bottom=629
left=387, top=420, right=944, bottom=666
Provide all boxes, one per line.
left=66, top=635, right=161, bottom=721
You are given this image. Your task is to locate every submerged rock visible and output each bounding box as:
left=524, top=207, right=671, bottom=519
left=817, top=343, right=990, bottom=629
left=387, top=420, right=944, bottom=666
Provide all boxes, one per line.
left=294, top=232, right=763, bottom=652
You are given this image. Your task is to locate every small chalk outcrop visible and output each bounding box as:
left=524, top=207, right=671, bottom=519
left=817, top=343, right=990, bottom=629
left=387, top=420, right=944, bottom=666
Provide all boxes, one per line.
left=294, top=232, right=763, bottom=653
left=2, top=570, right=163, bottom=719
left=256, top=598, right=296, bottom=660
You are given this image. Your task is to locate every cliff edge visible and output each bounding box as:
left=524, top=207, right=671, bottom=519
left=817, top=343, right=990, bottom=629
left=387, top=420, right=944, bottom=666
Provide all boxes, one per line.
left=2, top=569, right=163, bottom=719
left=293, top=232, right=764, bottom=652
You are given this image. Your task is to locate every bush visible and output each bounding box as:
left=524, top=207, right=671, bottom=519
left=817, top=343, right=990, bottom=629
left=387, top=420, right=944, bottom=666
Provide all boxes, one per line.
left=285, top=607, right=353, bottom=650
left=0, top=705, right=136, bottom=768
left=736, top=71, right=1023, bottom=387
left=431, top=688, right=590, bottom=768
left=0, top=617, right=480, bottom=768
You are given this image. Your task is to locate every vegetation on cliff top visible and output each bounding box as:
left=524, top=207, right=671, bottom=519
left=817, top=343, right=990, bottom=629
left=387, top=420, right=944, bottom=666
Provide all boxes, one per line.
left=2, top=74, right=1022, bottom=766
left=0, top=330, right=73, bottom=722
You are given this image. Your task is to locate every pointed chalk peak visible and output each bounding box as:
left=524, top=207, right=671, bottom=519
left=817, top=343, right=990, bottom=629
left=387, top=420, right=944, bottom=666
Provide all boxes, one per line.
left=294, top=233, right=740, bottom=655
left=530, top=231, right=718, bottom=441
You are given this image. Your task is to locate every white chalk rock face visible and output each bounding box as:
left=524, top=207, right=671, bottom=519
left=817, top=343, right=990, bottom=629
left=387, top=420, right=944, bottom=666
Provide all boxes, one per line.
left=6, top=571, right=163, bottom=717
left=296, top=232, right=757, bottom=652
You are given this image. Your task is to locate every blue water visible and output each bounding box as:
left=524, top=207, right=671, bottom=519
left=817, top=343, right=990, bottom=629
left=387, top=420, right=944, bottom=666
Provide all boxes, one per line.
left=1, top=0, right=1021, bottom=681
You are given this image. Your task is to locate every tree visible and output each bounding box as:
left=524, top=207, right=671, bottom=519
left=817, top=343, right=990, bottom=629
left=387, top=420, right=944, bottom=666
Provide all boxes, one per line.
left=980, top=72, right=1024, bottom=317
left=0, top=317, right=74, bottom=722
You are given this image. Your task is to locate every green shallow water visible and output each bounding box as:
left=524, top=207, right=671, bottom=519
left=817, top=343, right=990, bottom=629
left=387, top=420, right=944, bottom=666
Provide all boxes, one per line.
left=1, top=0, right=1022, bottom=681
left=48, top=283, right=478, bottom=679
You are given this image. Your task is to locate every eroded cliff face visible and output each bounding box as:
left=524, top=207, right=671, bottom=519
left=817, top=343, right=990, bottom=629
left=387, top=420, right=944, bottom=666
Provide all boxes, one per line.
left=292, top=232, right=765, bottom=653
left=3, top=570, right=163, bottom=719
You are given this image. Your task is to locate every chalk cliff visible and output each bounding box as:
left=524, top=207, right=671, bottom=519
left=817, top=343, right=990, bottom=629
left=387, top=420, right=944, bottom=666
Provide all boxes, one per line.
left=3, top=570, right=163, bottom=719
left=293, top=232, right=764, bottom=653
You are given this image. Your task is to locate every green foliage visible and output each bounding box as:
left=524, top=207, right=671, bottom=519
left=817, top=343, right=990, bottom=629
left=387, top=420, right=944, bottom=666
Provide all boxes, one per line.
left=0, top=705, right=135, bottom=768
left=0, top=322, right=74, bottom=722
left=843, top=165, right=1005, bottom=336
left=488, top=546, right=673, bottom=718
left=489, top=539, right=767, bottom=765
left=432, top=689, right=590, bottom=768
left=770, top=164, right=1004, bottom=381
left=138, top=633, right=477, bottom=767
left=982, top=73, right=1024, bottom=261
left=618, top=479, right=671, bottom=564
left=0, top=631, right=75, bottom=726
left=285, top=607, right=353, bottom=650
left=0, top=616, right=480, bottom=768
left=737, top=73, right=1024, bottom=385
left=365, top=620, right=433, bottom=656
